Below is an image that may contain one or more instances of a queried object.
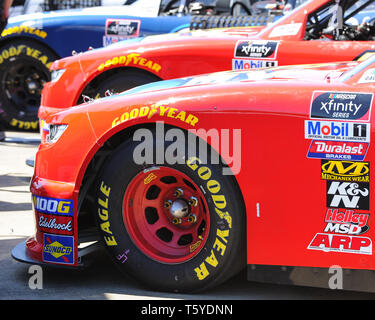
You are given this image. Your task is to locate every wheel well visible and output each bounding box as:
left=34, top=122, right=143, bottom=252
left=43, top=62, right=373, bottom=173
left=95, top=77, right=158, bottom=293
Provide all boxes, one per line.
left=76, top=67, right=162, bottom=105
left=76, top=123, right=247, bottom=245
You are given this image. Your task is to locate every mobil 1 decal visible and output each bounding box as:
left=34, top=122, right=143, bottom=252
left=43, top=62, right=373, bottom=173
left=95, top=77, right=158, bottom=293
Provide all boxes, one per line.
left=234, top=40, right=279, bottom=59
left=310, top=91, right=373, bottom=121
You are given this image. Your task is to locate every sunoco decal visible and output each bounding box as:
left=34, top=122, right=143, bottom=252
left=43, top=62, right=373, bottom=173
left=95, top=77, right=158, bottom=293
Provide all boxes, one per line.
left=304, top=120, right=370, bottom=142
left=307, top=140, right=368, bottom=161
left=310, top=91, right=373, bottom=121
left=234, top=40, right=279, bottom=59
left=43, top=234, right=74, bottom=264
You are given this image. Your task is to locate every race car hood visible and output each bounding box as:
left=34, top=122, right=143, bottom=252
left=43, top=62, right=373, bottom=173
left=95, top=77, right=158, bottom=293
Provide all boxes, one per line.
left=112, top=61, right=358, bottom=98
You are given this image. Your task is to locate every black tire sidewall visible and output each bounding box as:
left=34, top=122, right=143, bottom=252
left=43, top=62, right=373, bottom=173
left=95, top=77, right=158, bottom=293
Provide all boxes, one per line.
left=95, top=129, right=245, bottom=292
left=0, top=39, right=57, bottom=131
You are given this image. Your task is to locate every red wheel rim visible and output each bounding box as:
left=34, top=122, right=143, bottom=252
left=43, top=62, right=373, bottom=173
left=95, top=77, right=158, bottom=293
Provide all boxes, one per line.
left=123, top=166, right=210, bottom=264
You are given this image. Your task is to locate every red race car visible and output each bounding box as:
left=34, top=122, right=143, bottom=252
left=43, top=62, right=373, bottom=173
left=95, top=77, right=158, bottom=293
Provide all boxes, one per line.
left=12, top=55, right=375, bottom=292
left=39, top=0, right=375, bottom=129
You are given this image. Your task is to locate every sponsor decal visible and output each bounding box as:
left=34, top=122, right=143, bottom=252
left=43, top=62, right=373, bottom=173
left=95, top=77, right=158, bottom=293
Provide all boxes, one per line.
left=1, top=26, right=47, bottom=38
left=37, top=212, right=73, bottom=235
left=307, top=140, right=368, bottom=161
left=232, top=59, right=277, bottom=70
left=321, top=160, right=369, bottom=182
left=268, top=23, right=302, bottom=37
left=304, top=120, right=370, bottom=142
left=310, top=91, right=373, bottom=121
left=43, top=234, right=74, bottom=264
left=105, top=19, right=140, bottom=37
left=326, top=181, right=369, bottom=210
left=308, top=233, right=372, bottom=255
left=103, top=36, right=129, bottom=46
left=33, top=195, right=74, bottom=216
left=234, top=40, right=278, bottom=59
left=112, top=104, right=199, bottom=128
left=358, top=69, right=375, bottom=84
left=324, top=209, right=369, bottom=235
left=97, top=53, right=161, bottom=73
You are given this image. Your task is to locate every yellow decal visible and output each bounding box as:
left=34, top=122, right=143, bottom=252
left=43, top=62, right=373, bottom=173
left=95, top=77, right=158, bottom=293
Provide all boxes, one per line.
left=10, top=118, right=39, bottom=130
left=1, top=26, right=47, bottom=39
left=44, top=241, right=72, bottom=259
left=97, top=181, right=117, bottom=246
left=98, top=53, right=161, bottom=73
left=144, top=172, right=157, bottom=184
left=186, top=156, right=233, bottom=281
left=112, top=104, right=199, bottom=128
left=0, top=45, right=52, bottom=68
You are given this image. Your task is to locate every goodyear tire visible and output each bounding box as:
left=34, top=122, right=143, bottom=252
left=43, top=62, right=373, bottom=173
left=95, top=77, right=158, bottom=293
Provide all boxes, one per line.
left=95, top=127, right=245, bottom=292
left=78, top=69, right=160, bottom=104
left=0, top=40, right=58, bottom=131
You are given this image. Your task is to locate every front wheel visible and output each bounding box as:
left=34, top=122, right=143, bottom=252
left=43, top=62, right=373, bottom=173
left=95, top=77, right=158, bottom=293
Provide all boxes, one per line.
left=94, top=128, right=245, bottom=292
left=0, top=40, right=58, bottom=131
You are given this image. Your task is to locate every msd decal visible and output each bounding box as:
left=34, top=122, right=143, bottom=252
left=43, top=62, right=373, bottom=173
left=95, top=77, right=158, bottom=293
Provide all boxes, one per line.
left=324, top=209, right=369, bottom=235
left=310, top=91, right=373, bottom=121
left=308, top=233, right=372, bottom=255
left=304, top=120, right=370, bottom=142
left=234, top=40, right=279, bottom=59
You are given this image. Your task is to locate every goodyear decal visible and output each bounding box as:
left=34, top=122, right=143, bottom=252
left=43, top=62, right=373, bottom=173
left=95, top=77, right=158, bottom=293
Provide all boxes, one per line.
left=1, top=26, right=47, bottom=39
left=186, top=156, right=232, bottom=281
left=33, top=195, right=74, bottom=216
left=98, top=53, right=161, bottom=73
left=112, top=104, right=199, bottom=128
left=43, top=234, right=74, bottom=264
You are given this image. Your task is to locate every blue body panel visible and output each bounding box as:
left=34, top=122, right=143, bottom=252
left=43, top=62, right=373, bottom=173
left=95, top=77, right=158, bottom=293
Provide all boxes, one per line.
left=1, top=7, right=192, bottom=58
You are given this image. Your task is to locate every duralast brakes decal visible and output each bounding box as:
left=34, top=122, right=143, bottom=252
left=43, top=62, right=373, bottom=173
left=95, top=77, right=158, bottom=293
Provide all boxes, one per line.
left=1, top=26, right=47, bottom=38
left=310, top=91, right=373, bottom=121
left=232, top=59, right=277, bottom=71
left=326, top=181, right=369, bottom=210
left=43, top=234, right=74, bottom=264
left=97, top=181, right=117, bottom=246
left=307, top=140, right=369, bottom=161
left=308, top=233, right=372, bottom=255
left=234, top=40, right=279, bottom=60
left=33, top=195, right=74, bottom=216
left=321, top=160, right=369, bottom=182
left=98, top=53, right=161, bottom=73
left=186, top=157, right=232, bottom=281
left=112, top=104, right=199, bottom=128
left=105, top=19, right=140, bottom=37
left=304, top=120, right=370, bottom=142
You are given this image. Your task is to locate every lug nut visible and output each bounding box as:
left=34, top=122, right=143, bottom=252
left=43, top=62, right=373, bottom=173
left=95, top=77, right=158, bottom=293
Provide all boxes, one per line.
left=187, top=214, right=197, bottom=223
left=174, top=188, right=184, bottom=197
left=164, top=200, right=172, bottom=208
left=189, top=196, right=198, bottom=207
left=172, top=217, right=182, bottom=225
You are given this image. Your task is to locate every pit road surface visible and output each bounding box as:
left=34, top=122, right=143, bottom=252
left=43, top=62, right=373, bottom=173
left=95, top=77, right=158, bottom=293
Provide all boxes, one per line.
left=1, top=131, right=375, bottom=300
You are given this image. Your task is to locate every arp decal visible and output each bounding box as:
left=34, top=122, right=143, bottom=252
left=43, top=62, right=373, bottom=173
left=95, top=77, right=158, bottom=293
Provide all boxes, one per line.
left=33, top=195, right=74, bottom=216
left=321, top=160, right=369, bottom=182
left=307, top=140, right=369, bottom=161
left=43, top=234, right=74, bottom=264
left=105, top=19, right=140, bottom=37
left=304, top=120, right=370, bottom=142
left=326, top=181, right=369, bottom=210
left=310, top=91, right=373, bottom=121
left=308, top=233, right=372, bottom=255
left=232, top=59, right=277, bottom=70
left=234, top=40, right=279, bottom=59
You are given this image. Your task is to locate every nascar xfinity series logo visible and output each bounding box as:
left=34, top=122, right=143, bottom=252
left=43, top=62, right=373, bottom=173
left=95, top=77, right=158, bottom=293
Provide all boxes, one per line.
left=310, top=91, right=373, bottom=121
left=234, top=40, right=278, bottom=59
left=304, top=120, right=370, bottom=142
left=105, top=19, right=140, bottom=37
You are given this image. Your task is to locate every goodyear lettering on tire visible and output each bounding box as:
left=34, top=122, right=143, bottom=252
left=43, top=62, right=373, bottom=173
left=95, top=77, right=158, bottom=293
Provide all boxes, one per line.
left=0, top=45, right=52, bottom=68
left=186, top=156, right=233, bottom=281
left=97, top=181, right=117, bottom=246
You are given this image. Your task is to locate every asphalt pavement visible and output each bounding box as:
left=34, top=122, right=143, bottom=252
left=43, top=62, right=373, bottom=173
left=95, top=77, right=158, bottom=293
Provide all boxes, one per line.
left=1, top=130, right=375, bottom=302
